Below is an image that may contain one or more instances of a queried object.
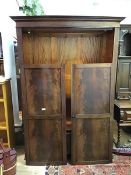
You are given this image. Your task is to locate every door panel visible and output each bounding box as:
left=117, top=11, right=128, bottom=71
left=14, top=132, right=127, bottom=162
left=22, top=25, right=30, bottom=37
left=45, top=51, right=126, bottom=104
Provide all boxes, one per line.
left=23, top=65, right=66, bottom=165
left=72, top=115, right=110, bottom=164
left=28, top=119, right=63, bottom=164
left=72, top=64, right=112, bottom=164
left=73, top=64, right=111, bottom=114
left=25, top=67, right=62, bottom=116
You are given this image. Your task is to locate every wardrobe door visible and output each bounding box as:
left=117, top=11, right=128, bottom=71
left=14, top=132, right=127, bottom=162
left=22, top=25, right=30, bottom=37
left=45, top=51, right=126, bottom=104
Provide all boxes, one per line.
left=23, top=65, right=66, bottom=165
left=71, top=64, right=112, bottom=164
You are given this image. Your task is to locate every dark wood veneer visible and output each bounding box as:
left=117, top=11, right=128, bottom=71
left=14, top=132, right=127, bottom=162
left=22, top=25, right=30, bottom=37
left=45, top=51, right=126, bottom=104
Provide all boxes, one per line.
left=71, top=64, right=112, bottom=164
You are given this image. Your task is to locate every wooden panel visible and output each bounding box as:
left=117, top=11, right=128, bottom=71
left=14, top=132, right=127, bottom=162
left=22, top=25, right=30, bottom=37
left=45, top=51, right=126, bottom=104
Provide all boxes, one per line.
left=118, top=62, right=130, bottom=90
left=101, top=31, right=114, bottom=63
left=71, top=64, right=112, bottom=164
left=28, top=119, right=63, bottom=164
left=72, top=116, right=110, bottom=164
left=24, top=67, right=62, bottom=116
left=22, top=31, right=113, bottom=65
left=120, top=63, right=130, bottom=88
left=72, top=64, right=111, bottom=114
left=116, top=58, right=131, bottom=99
left=23, top=65, right=66, bottom=165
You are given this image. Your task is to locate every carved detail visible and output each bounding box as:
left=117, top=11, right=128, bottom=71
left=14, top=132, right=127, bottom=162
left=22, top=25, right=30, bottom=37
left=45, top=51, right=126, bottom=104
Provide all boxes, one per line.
left=117, top=122, right=121, bottom=147
left=119, top=30, right=131, bottom=56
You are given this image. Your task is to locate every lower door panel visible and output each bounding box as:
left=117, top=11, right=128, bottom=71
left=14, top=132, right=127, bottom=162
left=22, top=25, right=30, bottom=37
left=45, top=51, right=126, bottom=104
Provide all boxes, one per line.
left=27, top=119, right=63, bottom=164
left=72, top=114, right=111, bottom=164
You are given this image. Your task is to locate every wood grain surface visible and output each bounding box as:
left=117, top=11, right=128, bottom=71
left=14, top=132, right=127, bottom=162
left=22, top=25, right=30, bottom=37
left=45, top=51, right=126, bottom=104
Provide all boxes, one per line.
left=23, top=32, right=113, bottom=66
left=23, top=65, right=66, bottom=165
left=72, top=64, right=111, bottom=114
left=28, top=119, right=63, bottom=164
left=71, top=64, right=112, bottom=164
left=25, top=67, right=61, bottom=116
left=73, top=116, right=110, bottom=163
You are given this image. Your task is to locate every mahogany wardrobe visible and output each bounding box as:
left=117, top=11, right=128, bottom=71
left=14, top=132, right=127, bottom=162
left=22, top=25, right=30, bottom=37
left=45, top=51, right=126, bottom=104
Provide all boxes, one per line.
left=11, top=16, right=124, bottom=165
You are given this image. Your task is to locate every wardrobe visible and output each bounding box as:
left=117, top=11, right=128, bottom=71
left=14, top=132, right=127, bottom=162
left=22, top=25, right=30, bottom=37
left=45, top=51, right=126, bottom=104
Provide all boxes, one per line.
left=11, top=16, right=124, bottom=165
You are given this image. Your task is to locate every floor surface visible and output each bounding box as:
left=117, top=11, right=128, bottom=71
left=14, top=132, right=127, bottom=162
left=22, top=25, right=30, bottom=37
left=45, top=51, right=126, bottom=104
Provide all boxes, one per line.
left=16, top=148, right=46, bottom=175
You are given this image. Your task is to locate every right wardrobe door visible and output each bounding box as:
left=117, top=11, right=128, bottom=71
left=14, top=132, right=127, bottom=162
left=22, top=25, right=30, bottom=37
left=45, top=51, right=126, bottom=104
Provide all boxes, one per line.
left=71, top=64, right=112, bottom=164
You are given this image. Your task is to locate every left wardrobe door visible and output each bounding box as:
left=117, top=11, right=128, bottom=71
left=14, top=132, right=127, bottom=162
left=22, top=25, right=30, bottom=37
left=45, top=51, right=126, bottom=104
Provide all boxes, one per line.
left=22, top=65, right=66, bottom=165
